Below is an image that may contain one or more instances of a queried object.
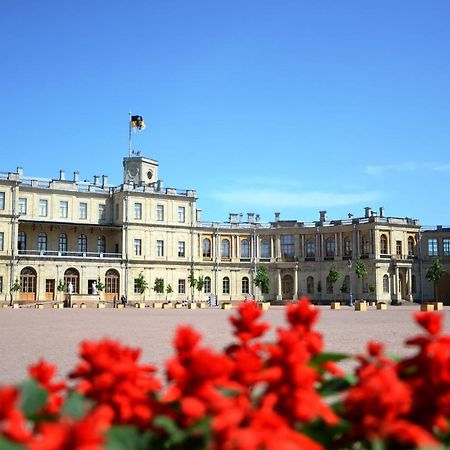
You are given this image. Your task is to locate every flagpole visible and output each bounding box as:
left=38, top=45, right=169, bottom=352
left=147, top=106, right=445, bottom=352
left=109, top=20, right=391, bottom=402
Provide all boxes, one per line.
left=128, top=112, right=132, bottom=157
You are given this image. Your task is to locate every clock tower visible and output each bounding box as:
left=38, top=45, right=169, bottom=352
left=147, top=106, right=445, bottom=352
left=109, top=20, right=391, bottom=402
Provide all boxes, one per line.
left=123, top=156, right=159, bottom=185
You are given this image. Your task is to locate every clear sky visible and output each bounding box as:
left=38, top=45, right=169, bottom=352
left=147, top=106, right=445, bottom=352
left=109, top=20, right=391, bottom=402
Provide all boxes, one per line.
left=1, top=1, right=449, bottom=226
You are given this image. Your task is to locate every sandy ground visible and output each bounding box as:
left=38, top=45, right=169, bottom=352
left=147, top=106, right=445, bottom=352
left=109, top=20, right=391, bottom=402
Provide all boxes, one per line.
left=0, top=304, right=449, bottom=385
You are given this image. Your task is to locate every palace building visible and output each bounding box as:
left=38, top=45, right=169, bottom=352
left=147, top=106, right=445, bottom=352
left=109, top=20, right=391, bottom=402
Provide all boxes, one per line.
left=0, top=155, right=449, bottom=305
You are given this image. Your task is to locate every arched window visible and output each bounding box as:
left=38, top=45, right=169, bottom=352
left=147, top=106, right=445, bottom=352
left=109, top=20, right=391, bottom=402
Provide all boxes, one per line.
left=344, top=237, right=352, bottom=257
left=261, top=239, right=271, bottom=258
left=306, top=239, right=315, bottom=258
left=59, top=233, right=68, bottom=253
left=64, top=268, right=80, bottom=293
left=242, top=276, right=249, bottom=294
left=97, top=236, right=106, bottom=254
left=38, top=233, right=47, bottom=252
left=223, top=276, right=230, bottom=294
left=221, top=239, right=230, bottom=258
left=408, top=236, right=415, bottom=256
left=307, top=276, right=314, bottom=294
left=240, top=239, right=250, bottom=258
left=380, top=234, right=388, bottom=254
left=202, top=238, right=211, bottom=258
left=383, top=274, right=389, bottom=293
left=18, top=231, right=26, bottom=252
left=204, top=276, right=211, bottom=293
left=105, top=269, right=119, bottom=299
left=78, top=234, right=87, bottom=253
left=20, top=267, right=37, bottom=294
left=326, top=275, right=333, bottom=294
left=361, top=235, right=370, bottom=255
left=326, top=238, right=335, bottom=257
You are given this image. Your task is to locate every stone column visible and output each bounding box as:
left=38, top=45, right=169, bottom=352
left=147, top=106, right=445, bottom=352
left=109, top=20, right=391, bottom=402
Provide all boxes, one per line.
left=276, top=269, right=282, bottom=301
left=294, top=267, right=298, bottom=299
left=394, top=266, right=399, bottom=302
left=407, top=267, right=413, bottom=301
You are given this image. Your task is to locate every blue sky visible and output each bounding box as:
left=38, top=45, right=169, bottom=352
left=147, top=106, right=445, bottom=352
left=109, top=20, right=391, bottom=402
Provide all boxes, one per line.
left=1, top=1, right=449, bottom=226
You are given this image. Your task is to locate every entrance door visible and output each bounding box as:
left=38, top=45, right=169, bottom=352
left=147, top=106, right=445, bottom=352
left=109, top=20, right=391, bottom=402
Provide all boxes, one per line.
left=44, top=279, right=55, bottom=301
left=19, top=267, right=37, bottom=301
left=282, top=274, right=293, bottom=300
left=105, top=269, right=120, bottom=301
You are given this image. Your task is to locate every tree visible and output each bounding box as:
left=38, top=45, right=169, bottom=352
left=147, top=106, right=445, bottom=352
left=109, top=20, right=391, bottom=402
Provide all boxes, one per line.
left=355, top=259, right=367, bottom=299
left=196, top=275, right=205, bottom=294
left=153, top=278, right=165, bottom=294
left=188, top=269, right=197, bottom=302
left=136, top=273, right=148, bottom=295
left=254, top=265, right=270, bottom=295
left=165, top=284, right=173, bottom=301
left=426, top=257, right=445, bottom=300
left=328, top=266, right=340, bottom=295
left=95, top=277, right=105, bottom=292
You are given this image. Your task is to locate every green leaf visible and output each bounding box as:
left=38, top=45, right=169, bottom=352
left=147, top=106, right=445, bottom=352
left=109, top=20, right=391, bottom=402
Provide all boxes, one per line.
left=154, top=415, right=189, bottom=446
left=0, top=436, right=26, bottom=450
left=19, top=378, right=48, bottom=420
left=107, top=426, right=154, bottom=450
left=370, top=439, right=386, bottom=450
left=62, top=391, right=89, bottom=419
left=310, top=351, right=349, bottom=366
left=319, top=376, right=353, bottom=396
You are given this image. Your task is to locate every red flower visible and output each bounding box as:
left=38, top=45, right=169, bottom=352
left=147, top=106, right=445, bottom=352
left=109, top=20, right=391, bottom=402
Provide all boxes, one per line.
left=69, top=339, right=161, bottom=428
left=414, top=311, right=443, bottom=335
left=229, top=301, right=269, bottom=345
left=0, top=386, right=31, bottom=443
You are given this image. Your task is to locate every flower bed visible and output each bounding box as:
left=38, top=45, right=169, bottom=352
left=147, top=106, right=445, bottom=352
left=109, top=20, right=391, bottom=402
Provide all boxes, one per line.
left=0, top=297, right=449, bottom=449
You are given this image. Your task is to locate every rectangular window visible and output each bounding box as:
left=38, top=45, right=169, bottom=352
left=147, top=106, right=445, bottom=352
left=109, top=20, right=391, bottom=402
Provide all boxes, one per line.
left=396, top=240, right=402, bottom=257
left=178, top=206, right=185, bottom=223
left=134, top=202, right=142, bottom=220
left=60, top=201, right=68, bottom=218
left=45, top=279, right=55, bottom=293
left=79, top=202, right=87, bottom=219
left=0, top=276, right=2, bottom=293
left=18, top=197, right=27, bottom=214
left=261, top=239, right=271, bottom=258
left=134, top=279, right=141, bottom=294
left=0, top=232, right=4, bottom=251
left=134, top=239, right=142, bottom=256
left=39, top=199, right=48, bottom=217
left=98, top=204, right=106, bottom=220
left=178, top=279, right=186, bottom=294
left=156, top=204, right=164, bottom=221
left=428, top=238, right=438, bottom=256
left=0, top=192, right=5, bottom=210
left=157, top=240, right=164, bottom=257
left=443, top=238, right=450, bottom=257
left=280, top=235, right=295, bottom=258
left=178, top=241, right=185, bottom=257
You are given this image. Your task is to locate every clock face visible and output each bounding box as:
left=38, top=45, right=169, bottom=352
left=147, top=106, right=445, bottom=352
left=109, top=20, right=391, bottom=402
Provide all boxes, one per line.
left=128, top=164, right=138, bottom=177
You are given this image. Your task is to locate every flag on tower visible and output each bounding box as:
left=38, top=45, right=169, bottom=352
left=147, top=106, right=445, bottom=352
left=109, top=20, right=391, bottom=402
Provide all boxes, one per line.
left=130, top=115, right=146, bottom=130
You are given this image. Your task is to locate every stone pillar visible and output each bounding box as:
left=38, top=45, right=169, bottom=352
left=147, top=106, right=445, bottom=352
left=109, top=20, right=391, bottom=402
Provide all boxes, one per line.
left=394, top=266, right=399, bottom=302
left=407, top=267, right=413, bottom=301
left=276, top=269, right=282, bottom=301
left=294, top=267, right=298, bottom=299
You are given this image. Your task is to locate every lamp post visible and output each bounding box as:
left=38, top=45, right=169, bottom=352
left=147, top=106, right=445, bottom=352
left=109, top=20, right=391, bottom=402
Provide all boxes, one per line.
left=348, top=259, right=353, bottom=307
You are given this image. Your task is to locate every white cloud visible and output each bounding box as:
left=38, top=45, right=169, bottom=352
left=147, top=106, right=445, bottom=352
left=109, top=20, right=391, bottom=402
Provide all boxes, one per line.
left=366, top=161, right=450, bottom=175
left=211, top=188, right=380, bottom=208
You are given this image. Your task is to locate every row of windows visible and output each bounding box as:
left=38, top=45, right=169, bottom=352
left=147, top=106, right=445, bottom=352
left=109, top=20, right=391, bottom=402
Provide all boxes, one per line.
left=133, top=276, right=251, bottom=295
left=428, top=238, right=450, bottom=257
left=18, top=231, right=107, bottom=253
left=133, top=239, right=186, bottom=257
left=133, top=203, right=186, bottom=222
left=202, top=238, right=269, bottom=259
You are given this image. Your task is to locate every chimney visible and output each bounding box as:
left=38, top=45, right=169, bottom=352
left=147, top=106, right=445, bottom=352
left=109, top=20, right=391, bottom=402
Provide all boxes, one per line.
left=59, top=170, right=65, bottom=181
left=102, top=175, right=108, bottom=188
left=73, top=171, right=80, bottom=182
left=319, top=210, right=327, bottom=222
left=93, top=175, right=100, bottom=185
left=247, top=212, right=255, bottom=223
left=229, top=213, right=238, bottom=224
left=275, top=212, right=280, bottom=222
left=17, top=167, right=23, bottom=178
left=379, top=206, right=385, bottom=218
left=364, top=207, right=372, bottom=218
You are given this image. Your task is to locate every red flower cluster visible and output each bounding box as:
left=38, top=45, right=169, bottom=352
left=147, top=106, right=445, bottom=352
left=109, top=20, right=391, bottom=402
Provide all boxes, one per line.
left=0, top=299, right=448, bottom=450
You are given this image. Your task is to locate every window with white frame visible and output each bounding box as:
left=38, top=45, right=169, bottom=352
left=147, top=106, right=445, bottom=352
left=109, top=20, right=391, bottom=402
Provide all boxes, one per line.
left=18, top=197, right=27, bottom=214
left=240, top=239, right=250, bottom=258
left=306, top=239, right=315, bottom=258
left=221, top=239, right=230, bottom=258
left=344, top=237, right=352, bottom=257
left=134, top=239, right=142, bottom=256
left=280, top=235, right=295, bottom=258
left=178, top=279, right=186, bottom=294
left=178, top=206, right=185, bottom=223
left=157, top=240, right=164, bottom=257
left=156, top=204, right=164, bottom=221
left=60, top=201, right=68, bottom=218
left=261, top=239, right=270, bottom=258
left=97, top=236, right=106, bottom=254
left=18, top=231, right=26, bottom=252
left=383, top=275, right=389, bottom=293
left=0, top=192, right=5, bottom=210
left=443, top=238, right=450, bottom=257
left=408, top=236, right=415, bottom=256
left=380, top=234, right=388, bottom=254
left=78, top=234, right=87, bottom=253
left=39, top=199, right=48, bottom=217
left=204, top=276, right=211, bottom=293
left=134, top=202, right=142, bottom=219
left=325, top=238, right=335, bottom=257
left=59, top=234, right=68, bottom=253
left=79, top=202, right=87, bottom=220
left=203, top=238, right=211, bottom=258
left=178, top=241, right=185, bottom=257
left=223, top=276, right=230, bottom=294
left=38, top=233, right=47, bottom=252
left=242, top=276, right=249, bottom=294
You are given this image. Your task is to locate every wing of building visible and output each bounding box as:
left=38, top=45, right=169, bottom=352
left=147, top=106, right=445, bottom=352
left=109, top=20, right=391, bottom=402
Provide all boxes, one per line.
left=0, top=155, right=449, bottom=305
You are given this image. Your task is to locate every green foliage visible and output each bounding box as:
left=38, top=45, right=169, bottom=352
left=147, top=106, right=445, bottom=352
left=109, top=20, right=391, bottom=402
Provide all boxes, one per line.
left=62, top=391, right=91, bottom=419
left=368, top=284, right=376, bottom=293
left=426, top=257, right=444, bottom=283
left=196, top=275, right=205, bottom=292
left=136, top=273, right=148, bottom=295
left=188, top=269, right=197, bottom=288
left=328, top=266, right=340, bottom=285
left=19, top=379, right=48, bottom=421
left=254, top=265, right=270, bottom=294
left=57, top=279, right=65, bottom=292
left=95, top=277, right=105, bottom=292
left=107, top=426, right=155, bottom=450
left=153, top=278, right=165, bottom=294
left=10, top=279, right=21, bottom=293
left=355, top=260, right=367, bottom=280
left=340, top=278, right=348, bottom=294
left=166, top=284, right=173, bottom=294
